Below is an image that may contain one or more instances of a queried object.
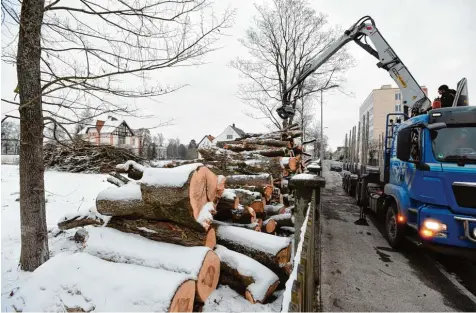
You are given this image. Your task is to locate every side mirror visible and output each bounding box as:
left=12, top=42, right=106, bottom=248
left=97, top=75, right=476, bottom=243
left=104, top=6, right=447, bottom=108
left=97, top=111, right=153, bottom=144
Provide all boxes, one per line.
left=396, top=127, right=411, bottom=162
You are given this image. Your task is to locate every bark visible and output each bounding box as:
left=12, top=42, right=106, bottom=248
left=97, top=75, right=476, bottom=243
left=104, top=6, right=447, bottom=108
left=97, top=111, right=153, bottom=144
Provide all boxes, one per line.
left=214, top=205, right=256, bottom=224
left=225, top=174, right=273, bottom=188
left=106, top=217, right=216, bottom=248
left=17, top=0, right=48, bottom=271
left=264, top=204, right=287, bottom=217
left=272, top=213, right=294, bottom=228
left=230, top=189, right=261, bottom=207
left=58, top=212, right=106, bottom=230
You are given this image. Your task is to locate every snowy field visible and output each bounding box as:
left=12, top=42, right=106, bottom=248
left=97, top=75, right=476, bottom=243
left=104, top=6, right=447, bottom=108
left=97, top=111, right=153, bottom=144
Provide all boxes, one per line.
left=1, top=165, right=283, bottom=312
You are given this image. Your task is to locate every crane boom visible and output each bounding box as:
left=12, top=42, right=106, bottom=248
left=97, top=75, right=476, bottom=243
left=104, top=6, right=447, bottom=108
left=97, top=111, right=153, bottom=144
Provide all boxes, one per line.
left=278, top=16, right=431, bottom=118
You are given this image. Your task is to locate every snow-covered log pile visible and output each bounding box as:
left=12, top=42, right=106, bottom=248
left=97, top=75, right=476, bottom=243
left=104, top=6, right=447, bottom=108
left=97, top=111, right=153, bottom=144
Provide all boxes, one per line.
left=43, top=139, right=144, bottom=173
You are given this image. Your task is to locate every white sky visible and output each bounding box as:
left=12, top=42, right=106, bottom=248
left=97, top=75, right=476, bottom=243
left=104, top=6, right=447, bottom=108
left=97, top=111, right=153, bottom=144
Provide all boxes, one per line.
left=1, top=0, right=475, bottom=150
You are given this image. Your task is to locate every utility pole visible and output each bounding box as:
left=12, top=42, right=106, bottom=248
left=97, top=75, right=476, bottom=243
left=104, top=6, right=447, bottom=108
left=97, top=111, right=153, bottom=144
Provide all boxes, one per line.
left=320, top=89, right=324, bottom=161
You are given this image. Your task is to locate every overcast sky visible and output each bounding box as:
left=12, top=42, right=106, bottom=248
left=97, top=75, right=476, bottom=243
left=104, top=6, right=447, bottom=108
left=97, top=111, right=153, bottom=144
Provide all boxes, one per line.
left=1, top=0, right=475, bottom=150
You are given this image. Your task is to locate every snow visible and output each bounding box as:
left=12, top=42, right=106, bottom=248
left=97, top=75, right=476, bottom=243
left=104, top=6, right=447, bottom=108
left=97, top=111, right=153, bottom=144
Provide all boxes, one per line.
left=58, top=208, right=110, bottom=226
left=137, top=227, right=157, bottom=233
left=281, top=203, right=311, bottom=313
left=96, top=182, right=142, bottom=201
left=215, top=245, right=279, bottom=303
left=217, top=175, right=226, bottom=185
left=115, top=160, right=145, bottom=172
left=270, top=213, right=292, bottom=221
left=1, top=165, right=111, bottom=311
left=216, top=225, right=291, bottom=255
left=291, top=173, right=318, bottom=180
left=280, top=157, right=290, bottom=166
left=84, top=227, right=209, bottom=277
left=98, top=117, right=123, bottom=134
left=222, top=189, right=237, bottom=201
left=140, top=162, right=203, bottom=187
left=11, top=252, right=190, bottom=312
left=203, top=285, right=283, bottom=312
left=196, top=202, right=216, bottom=228
left=234, top=188, right=261, bottom=199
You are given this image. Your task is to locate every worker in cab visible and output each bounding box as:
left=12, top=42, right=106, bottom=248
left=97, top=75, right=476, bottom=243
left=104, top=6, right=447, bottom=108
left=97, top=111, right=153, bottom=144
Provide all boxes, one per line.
left=437, top=85, right=457, bottom=108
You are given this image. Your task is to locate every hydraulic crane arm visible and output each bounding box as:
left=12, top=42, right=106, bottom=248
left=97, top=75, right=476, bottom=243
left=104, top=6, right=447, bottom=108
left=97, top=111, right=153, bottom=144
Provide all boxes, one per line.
left=278, top=16, right=431, bottom=119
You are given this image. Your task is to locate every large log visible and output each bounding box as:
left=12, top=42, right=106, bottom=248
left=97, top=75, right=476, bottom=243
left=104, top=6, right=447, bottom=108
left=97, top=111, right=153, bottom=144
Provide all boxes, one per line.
left=215, top=205, right=257, bottom=224
left=13, top=252, right=196, bottom=312
left=228, top=189, right=261, bottom=206
left=272, top=213, right=294, bottom=228
left=116, top=160, right=145, bottom=180
left=242, top=138, right=291, bottom=148
left=84, top=227, right=220, bottom=303
left=114, top=163, right=216, bottom=230
left=97, top=182, right=154, bottom=217
left=225, top=174, right=273, bottom=188
left=216, top=225, right=291, bottom=281
left=243, top=148, right=288, bottom=157
left=106, top=217, right=216, bottom=249
left=215, top=245, right=279, bottom=304
left=262, top=218, right=277, bottom=233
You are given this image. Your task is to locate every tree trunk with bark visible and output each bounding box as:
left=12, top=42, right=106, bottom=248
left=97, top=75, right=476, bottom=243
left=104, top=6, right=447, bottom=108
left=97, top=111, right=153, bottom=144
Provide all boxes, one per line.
left=17, top=0, right=48, bottom=271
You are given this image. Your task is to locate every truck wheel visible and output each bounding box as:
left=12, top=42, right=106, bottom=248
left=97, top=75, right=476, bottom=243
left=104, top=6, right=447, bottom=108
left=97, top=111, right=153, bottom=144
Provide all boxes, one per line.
left=385, top=202, right=405, bottom=248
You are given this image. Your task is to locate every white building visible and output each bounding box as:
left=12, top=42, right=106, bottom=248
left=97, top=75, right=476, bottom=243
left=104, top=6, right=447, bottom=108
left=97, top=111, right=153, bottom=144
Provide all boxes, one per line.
left=78, top=116, right=142, bottom=155
left=197, top=135, right=215, bottom=159
left=213, top=123, right=245, bottom=144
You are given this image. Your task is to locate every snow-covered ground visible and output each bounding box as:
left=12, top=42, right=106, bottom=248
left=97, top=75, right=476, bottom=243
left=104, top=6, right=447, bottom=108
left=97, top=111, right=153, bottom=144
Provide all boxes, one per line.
left=1, top=165, right=283, bottom=311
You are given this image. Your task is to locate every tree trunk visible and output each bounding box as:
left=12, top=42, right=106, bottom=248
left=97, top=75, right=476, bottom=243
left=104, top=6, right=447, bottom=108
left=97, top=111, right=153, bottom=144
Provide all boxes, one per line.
left=216, top=225, right=291, bottom=281
left=17, top=0, right=48, bottom=271
left=106, top=217, right=216, bottom=248
left=215, top=245, right=279, bottom=304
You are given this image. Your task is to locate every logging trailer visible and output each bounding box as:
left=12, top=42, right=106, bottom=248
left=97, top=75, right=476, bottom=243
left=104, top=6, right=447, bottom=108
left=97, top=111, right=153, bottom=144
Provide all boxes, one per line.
left=277, top=16, right=476, bottom=257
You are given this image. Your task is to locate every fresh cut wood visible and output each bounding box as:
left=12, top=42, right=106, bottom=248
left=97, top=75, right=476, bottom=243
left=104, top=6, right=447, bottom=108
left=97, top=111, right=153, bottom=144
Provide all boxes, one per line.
left=12, top=252, right=195, bottom=312
left=262, top=218, right=277, bottom=233
left=214, top=245, right=279, bottom=304
left=106, top=217, right=216, bottom=249
left=84, top=227, right=220, bottom=303
left=139, top=163, right=217, bottom=230
left=216, top=225, right=292, bottom=280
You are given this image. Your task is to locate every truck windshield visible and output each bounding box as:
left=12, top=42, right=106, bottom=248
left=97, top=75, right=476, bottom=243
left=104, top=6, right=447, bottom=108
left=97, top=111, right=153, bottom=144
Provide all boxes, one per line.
left=431, top=126, right=476, bottom=164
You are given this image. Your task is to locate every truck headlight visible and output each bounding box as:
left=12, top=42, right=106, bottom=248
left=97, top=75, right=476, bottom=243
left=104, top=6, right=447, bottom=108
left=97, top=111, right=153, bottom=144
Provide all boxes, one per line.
left=473, top=227, right=476, bottom=238
left=423, top=219, right=447, bottom=232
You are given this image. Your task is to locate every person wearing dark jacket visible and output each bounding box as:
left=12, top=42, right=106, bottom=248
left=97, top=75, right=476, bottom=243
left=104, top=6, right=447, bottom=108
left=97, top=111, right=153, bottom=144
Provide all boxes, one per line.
left=438, top=85, right=457, bottom=108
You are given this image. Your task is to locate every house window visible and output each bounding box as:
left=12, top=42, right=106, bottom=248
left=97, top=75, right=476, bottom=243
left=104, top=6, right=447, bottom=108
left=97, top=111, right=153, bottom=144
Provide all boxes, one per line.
left=226, top=135, right=233, bottom=139
left=132, top=138, right=135, bottom=145
left=119, top=136, right=126, bottom=144
left=395, top=104, right=401, bottom=112
left=395, top=93, right=401, bottom=100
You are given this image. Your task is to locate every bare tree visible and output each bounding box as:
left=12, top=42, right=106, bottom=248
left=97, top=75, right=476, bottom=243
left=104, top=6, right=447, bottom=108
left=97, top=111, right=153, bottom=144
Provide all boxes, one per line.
left=367, top=139, right=380, bottom=166
left=307, top=120, right=328, bottom=159
left=231, top=0, right=354, bottom=130
left=155, top=132, right=165, bottom=147
left=294, top=94, right=315, bottom=141
left=1, top=0, right=233, bottom=271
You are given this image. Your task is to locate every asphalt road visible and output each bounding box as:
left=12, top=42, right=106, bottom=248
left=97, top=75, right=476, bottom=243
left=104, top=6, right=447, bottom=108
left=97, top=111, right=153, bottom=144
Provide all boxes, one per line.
left=319, top=161, right=476, bottom=312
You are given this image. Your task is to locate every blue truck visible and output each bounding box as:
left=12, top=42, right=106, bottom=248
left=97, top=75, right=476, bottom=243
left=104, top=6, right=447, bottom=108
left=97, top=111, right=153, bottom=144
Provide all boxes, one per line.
left=275, top=16, right=476, bottom=256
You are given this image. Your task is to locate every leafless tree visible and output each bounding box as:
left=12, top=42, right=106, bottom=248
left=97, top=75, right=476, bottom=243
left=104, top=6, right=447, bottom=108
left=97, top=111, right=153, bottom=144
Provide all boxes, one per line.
left=367, top=139, right=380, bottom=166
left=231, top=0, right=354, bottom=130
left=307, top=120, right=328, bottom=159
left=294, top=93, right=315, bottom=141
left=1, top=0, right=233, bottom=271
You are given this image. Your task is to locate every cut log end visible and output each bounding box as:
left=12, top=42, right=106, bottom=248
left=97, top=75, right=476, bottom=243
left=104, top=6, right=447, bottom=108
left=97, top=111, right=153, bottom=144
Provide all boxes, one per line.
left=250, top=200, right=264, bottom=213
left=196, top=251, right=220, bottom=303
left=205, top=228, right=216, bottom=249
left=263, top=185, right=273, bottom=200
left=169, top=280, right=195, bottom=312
left=190, top=167, right=210, bottom=220
left=276, top=244, right=292, bottom=267
left=265, top=219, right=276, bottom=233
left=205, top=168, right=218, bottom=202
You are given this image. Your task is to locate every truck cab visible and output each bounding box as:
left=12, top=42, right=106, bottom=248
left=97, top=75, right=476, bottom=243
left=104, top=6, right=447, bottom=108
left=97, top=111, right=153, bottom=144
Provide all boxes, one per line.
left=381, top=83, right=476, bottom=254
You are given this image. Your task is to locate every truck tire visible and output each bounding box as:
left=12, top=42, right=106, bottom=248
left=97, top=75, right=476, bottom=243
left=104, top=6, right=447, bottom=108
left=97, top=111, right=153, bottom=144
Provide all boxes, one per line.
left=385, top=202, right=405, bottom=248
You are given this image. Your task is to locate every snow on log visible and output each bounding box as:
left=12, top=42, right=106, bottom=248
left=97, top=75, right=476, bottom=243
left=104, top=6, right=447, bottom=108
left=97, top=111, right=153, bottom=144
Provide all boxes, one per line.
left=216, top=189, right=239, bottom=211
left=12, top=252, right=195, bottom=312
left=272, top=213, right=294, bottom=228
left=216, top=225, right=291, bottom=279
left=96, top=183, right=154, bottom=218
left=212, top=220, right=260, bottom=232
left=116, top=160, right=145, bottom=180
left=106, top=217, right=216, bottom=248
left=57, top=209, right=109, bottom=230
left=242, top=138, right=291, bottom=148
left=214, top=245, right=279, bottom=304
left=229, top=189, right=261, bottom=206
left=277, top=226, right=295, bottom=237
left=139, top=163, right=217, bottom=230
left=264, top=204, right=286, bottom=217
left=243, top=148, right=288, bottom=157
left=262, top=218, right=277, bottom=233
left=84, top=227, right=220, bottom=303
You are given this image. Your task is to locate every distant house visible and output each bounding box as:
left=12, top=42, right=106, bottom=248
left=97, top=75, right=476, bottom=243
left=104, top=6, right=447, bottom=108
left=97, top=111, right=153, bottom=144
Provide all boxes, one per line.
left=78, top=116, right=142, bottom=155
left=197, top=135, right=215, bottom=159
left=213, top=123, right=245, bottom=145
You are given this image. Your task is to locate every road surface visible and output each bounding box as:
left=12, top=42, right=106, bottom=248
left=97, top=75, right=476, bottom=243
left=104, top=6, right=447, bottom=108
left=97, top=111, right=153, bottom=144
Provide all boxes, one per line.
left=319, top=161, right=476, bottom=312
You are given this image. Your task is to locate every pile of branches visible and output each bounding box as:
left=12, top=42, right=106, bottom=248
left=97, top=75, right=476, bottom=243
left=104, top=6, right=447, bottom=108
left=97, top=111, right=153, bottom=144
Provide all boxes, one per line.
left=43, top=139, right=144, bottom=173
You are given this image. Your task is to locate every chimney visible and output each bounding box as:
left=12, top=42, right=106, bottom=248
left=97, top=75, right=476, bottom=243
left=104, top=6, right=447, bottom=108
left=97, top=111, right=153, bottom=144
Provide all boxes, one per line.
left=232, top=123, right=235, bottom=127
